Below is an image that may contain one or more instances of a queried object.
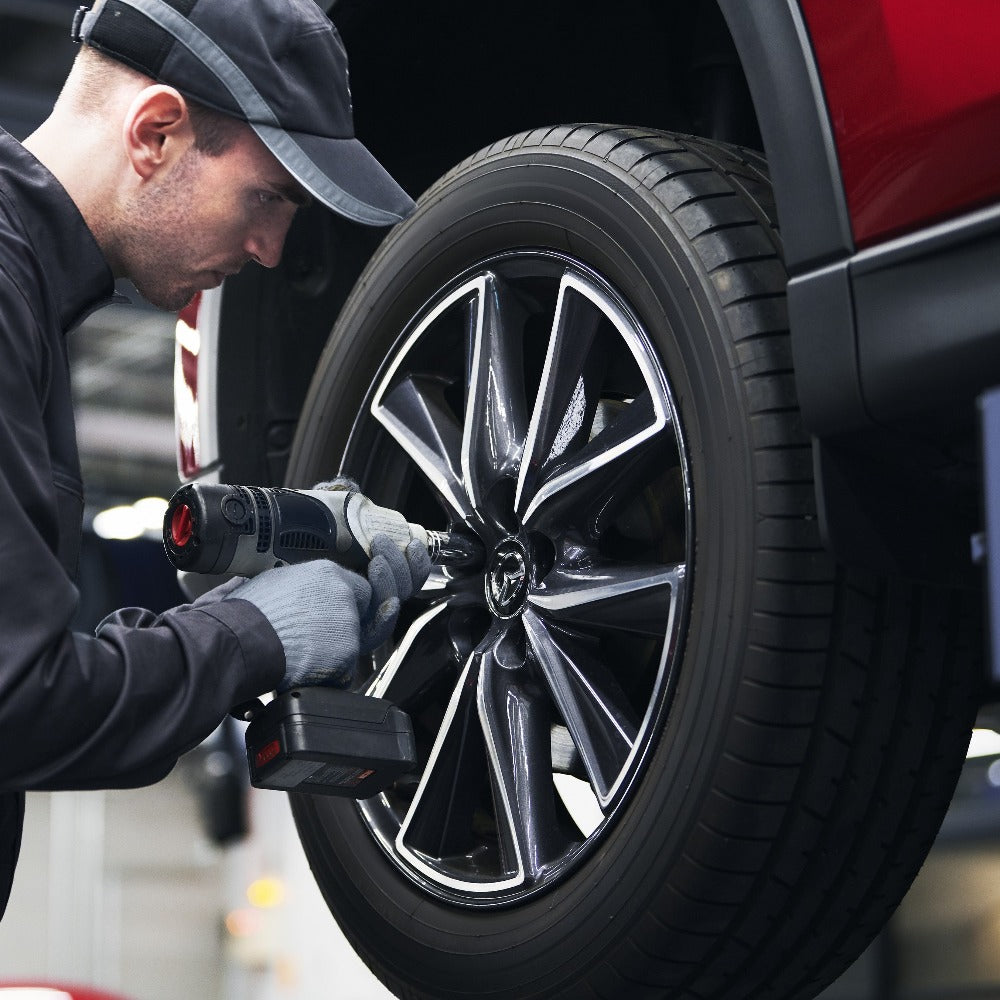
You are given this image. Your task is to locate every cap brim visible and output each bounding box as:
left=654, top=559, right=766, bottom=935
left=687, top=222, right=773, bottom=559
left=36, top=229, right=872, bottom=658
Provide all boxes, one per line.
left=252, top=123, right=416, bottom=227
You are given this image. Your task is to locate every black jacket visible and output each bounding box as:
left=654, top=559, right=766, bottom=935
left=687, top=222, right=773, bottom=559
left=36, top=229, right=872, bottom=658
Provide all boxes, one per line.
left=0, top=129, right=284, bottom=915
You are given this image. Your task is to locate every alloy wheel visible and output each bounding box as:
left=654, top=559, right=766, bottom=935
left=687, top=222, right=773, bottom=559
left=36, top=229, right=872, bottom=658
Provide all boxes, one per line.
left=349, top=250, right=691, bottom=905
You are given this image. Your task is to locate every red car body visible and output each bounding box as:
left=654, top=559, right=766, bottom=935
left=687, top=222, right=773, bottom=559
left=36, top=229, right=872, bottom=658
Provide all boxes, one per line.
left=803, top=0, right=1000, bottom=245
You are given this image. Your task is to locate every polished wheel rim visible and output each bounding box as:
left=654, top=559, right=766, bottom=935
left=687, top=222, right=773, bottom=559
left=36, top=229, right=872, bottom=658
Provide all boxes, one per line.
left=349, top=251, right=691, bottom=905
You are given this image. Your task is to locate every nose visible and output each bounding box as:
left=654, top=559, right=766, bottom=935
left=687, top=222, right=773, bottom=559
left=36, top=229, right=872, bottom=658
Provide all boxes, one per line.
left=244, top=219, right=289, bottom=269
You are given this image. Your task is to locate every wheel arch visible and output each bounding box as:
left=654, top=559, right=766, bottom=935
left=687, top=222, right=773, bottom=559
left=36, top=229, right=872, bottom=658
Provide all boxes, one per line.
left=717, top=0, right=854, bottom=272
left=213, top=0, right=853, bottom=482
left=331, top=0, right=852, bottom=273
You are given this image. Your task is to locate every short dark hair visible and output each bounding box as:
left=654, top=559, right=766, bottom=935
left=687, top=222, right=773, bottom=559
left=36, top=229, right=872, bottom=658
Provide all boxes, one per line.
left=69, top=46, right=244, bottom=157
left=186, top=99, right=244, bottom=156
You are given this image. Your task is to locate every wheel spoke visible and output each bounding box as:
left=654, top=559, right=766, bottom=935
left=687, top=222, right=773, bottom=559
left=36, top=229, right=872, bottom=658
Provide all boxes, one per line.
left=367, top=602, right=452, bottom=704
left=477, top=627, right=576, bottom=880
left=523, top=610, right=639, bottom=804
left=528, top=561, right=685, bottom=637
left=515, top=274, right=609, bottom=519
left=461, top=273, right=530, bottom=508
left=373, top=373, right=472, bottom=519
left=521, top=390, right=677, bottom=536
left=396, top=655, right=491, bottom=873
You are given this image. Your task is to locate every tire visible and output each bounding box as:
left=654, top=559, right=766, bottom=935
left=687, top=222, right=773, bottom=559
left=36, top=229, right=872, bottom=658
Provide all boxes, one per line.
left=284, top=126, right=980, bottom=1000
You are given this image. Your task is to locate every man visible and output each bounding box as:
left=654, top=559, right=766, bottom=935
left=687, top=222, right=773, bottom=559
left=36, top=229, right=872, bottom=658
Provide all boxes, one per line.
left=0, top=0, right=425, bottom=918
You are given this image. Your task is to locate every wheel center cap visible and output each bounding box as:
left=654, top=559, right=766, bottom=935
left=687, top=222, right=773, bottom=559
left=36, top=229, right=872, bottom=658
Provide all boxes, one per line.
left=486, top=539, right=529, bottom=618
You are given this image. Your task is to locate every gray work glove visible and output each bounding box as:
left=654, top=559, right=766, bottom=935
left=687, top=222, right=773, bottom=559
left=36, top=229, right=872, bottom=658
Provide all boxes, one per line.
left=226, top=560, right=370, bottom=691
left=313, top=475, right=358, bottom=492
left=224, top=535, right=431, bottom=691
left=310, top=477, right=432, bottom=649
left=363, top=533, right=432, bottom=651
left=189, top=575, right=246, bottom=606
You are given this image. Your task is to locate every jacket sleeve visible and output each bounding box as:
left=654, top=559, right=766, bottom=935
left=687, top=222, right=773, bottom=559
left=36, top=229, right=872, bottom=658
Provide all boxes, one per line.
left=0, top=267, right=285, bottom=792
left=43, top=598, right=285, bottom=790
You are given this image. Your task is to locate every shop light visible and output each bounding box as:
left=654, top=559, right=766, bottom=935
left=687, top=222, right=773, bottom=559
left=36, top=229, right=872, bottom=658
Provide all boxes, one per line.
left=92, top=497, right=168, bottom=541
left=246, top=876, right=286, bottom=909
left=224, top=908, right=261, bottom=938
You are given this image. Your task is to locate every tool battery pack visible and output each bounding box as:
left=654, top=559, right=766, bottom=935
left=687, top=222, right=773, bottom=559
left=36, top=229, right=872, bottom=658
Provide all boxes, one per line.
left=244, top=688, right=417, bottom=798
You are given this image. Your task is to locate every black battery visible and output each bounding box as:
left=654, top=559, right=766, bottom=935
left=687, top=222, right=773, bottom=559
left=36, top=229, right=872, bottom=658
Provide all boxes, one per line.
left=244, top=687, right=417, bottom=798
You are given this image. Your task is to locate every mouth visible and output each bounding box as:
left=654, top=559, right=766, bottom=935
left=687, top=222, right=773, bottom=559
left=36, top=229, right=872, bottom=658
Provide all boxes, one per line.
left=211, top=263, right=248, bottom=286
left=200, top=261, right=249, bottom=291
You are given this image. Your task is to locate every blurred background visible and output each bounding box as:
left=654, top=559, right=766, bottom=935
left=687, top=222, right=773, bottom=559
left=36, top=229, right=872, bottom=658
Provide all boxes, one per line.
left=2, top=3, right=1000, bottom=999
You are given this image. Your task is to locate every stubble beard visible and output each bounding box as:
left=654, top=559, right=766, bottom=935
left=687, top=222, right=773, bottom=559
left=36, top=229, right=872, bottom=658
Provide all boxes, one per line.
left=113, top=149, right=210, bottom=312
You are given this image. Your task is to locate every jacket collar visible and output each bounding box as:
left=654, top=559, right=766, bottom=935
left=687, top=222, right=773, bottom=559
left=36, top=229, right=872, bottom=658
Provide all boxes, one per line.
left=0, top=128, right=125, bottom=334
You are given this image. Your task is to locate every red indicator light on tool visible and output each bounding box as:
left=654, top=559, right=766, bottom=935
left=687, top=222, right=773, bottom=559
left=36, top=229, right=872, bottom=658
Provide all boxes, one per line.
left=255, top=739, right=282, bottom=769
left=171, top=504, right=193, bottom=547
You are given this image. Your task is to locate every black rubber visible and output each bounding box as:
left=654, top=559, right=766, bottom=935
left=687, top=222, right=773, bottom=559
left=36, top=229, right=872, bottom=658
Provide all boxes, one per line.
left=285, top=126, right=981, bottom=1000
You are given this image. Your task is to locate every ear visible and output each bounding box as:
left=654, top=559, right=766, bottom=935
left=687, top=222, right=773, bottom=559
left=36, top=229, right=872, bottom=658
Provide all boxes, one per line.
left=122, top=85, right=195, bottom=180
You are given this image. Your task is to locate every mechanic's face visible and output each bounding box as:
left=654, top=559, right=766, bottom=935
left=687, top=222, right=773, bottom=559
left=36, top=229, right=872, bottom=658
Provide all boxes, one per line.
left=123, top=127, right=306, bottom=311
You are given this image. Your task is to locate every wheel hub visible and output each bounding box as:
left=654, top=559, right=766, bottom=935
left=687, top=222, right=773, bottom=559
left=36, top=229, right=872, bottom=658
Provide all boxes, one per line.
left=486, top=537, right=529, bottom=618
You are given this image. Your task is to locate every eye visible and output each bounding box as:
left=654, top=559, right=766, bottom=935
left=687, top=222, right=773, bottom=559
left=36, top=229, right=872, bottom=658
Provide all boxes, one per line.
left=255, top=190, right=282, bottom=207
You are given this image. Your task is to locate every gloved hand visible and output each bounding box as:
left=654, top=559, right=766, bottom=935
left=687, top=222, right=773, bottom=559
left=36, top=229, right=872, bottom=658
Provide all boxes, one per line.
left=313, top=475, right=358, bottom=493
left=224, top=532, right=431, bottom=690
left=362, top=533, right=432, bottom=651
left=189, top=575, right=246, bottom=606
left=310, top=478, right=433, bottom=650
left=225, top=560, right=371, bottom=691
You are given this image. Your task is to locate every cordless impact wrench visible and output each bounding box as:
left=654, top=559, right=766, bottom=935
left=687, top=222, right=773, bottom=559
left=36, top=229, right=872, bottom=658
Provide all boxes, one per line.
left=163, top=483, right=483, bottom=799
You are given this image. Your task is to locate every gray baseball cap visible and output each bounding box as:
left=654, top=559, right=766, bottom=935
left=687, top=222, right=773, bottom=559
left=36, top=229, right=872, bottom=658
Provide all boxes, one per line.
left=71, top=0, right=415, bottom=226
